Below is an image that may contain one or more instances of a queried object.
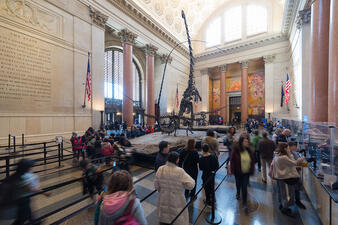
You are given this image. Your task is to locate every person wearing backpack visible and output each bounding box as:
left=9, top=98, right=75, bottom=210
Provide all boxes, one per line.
left=95, top=170, right=147, bottom=225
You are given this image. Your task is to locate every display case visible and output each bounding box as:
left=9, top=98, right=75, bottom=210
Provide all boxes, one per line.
left=273, top=118, right=338, bottom=225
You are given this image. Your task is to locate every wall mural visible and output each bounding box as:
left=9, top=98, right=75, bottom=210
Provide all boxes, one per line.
left=226, top=76, right=241, bottom=92
left=208, top=73, right=265, bottom=117
left=248, top=73, right=265, bottom=117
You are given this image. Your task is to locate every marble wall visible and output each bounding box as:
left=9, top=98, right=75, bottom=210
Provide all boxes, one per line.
left=0, top=0, right=105, bottom=143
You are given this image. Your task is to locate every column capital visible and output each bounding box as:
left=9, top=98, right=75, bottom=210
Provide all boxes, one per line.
left=296, top=8, right=311, bottom=29
left=263, top=55, right=276, bottom=64
left=159, top=54, right=173, bottom=64
left=105, top=26, right=115, bottom=35
left=118, top=29, right=138, bottom=45
left=89, top=6, right=108, bottom=29
left=240, top=61, right=249, bottom=69
left=200, top=68, right=209, bottom=75
left=144, top=44, right=158, bottom=56
left=218, top=65, right=228, bottom=72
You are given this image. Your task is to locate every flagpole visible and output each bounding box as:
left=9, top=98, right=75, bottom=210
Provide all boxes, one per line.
left=82, top=52, right=90, bottom=108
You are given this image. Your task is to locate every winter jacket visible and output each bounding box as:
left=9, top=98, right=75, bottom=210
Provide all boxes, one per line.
left=258, top=137, right=275, bottom=160
left=154, top=162, right=195, bottom=225
left=251, top=135, right=262, bottom=152
left=230, top=145, right=255, bottom=176
left=272, top=155, right=300, bottom=179
left=154, top=152, right=168, bottom=171
left=178, top=150, right=199, bottom=179
left=98, top=191, right=147, bottom=225
left=101, top=142, right=113, bottom=156
left=199, top=154, right=219, bottom=181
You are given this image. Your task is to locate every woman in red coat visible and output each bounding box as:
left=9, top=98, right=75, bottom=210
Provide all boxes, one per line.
left=230, top=135, right=255, bottom=213
left=101, top=138, right=114, bottom=165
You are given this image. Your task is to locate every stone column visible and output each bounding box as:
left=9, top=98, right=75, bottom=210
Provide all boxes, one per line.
left=240, top=61, right=249, bottom=123
left=309, top=0, right=330, bottom=122
left=263, top=55, right=275, bottom=119
left=145, top=44, right=158, bottom=126
left=156, top=54, right=172, bottom=114
left=200, top=69, right=210, bottom=112
left=297, top=8, right=311, bottom=120
left=328, top=0, right=337, bottom=124
left=219, top=65, right=227, bottom=124
left=118, top=29, right=137, bottom=128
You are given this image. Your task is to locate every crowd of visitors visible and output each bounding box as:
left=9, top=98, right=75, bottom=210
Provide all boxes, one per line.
left=0, top=120, right=311, bottom=224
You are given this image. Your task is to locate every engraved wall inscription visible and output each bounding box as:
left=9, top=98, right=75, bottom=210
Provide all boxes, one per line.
left=0, top=29, right=52, bottom=106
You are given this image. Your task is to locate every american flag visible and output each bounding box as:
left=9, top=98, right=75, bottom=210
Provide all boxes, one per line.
left=285, top=73, right=291, bottom=104
left=85, top=56, right=92, bottom=101
left=176, top=85, right=179, bottom=108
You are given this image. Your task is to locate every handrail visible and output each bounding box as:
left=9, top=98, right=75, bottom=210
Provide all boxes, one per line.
left=26, top=167, right=156, bottom=225
left=0, top=143, right=61, bottom=157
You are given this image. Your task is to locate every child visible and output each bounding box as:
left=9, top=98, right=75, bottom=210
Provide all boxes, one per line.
left=199, top=144, right=219, bottom=206
left=80, top=160, right=103, bottom=198
left=101, top=138, right=114, bottom=166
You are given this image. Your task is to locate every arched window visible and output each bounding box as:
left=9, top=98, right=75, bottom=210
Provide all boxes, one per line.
left=205, top=17, right=221, bottom=47
left=224, top=6, right=242, bottom=42
left=204, top=3, right=268, bottom=48
left=246, top=5, right=267, bottom=36
left=104, top=49, right=141, bottom=102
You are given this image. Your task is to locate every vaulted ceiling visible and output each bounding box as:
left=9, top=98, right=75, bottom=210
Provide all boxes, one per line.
left=130, top=0, right=285, bottom=42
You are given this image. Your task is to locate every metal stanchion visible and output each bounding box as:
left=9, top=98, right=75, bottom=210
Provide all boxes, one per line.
left=61, top=141, right=64, bottom=159
left=13, top=136, right=16, bottom=153
left=8, top=134, right=11, bottom=150
left=43, top=142, right=47, bottom=164
left=58, top=144, right=61, bottom=167
left=205, top=171, right=222, bottom=225
left=5, top=156, right=10, bottom=178
left=22, top=133, right=24, bottom=147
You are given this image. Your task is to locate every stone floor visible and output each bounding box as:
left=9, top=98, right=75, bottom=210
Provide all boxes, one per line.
left=61, top=153, right=322, bottom=225
left=0, top=138, right=324, bottom=225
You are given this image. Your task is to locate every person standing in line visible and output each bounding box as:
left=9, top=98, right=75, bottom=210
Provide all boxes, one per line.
left=154, top=141, right=169, bottom=171
left=229, top=136, right=255, bottom=213
left=179, top=139, right=200, bottom=200
left=154, top=152, right=195, bottom=225
left=202, top=129, right=219, bottom=156
left=272, top=128, right=282, bottom=144
left=95, top=171, right=147, bottom=225
left=258, top=132, right=275, bottom=183
left=251, top=130, right=262, bottom=172
left=199, top=144, right=219, bottom=206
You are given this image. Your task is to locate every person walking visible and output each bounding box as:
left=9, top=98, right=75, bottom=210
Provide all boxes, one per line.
left=202, top=129, right=219, bottom=156
left=251, top=130, right=262, bottom=172
left=95, top=171, right=147, bottom=225
left=154, top=152, right=195, bottom=225
left=179, top=139, right=200, bottom=199
left=229, top=136, right=255, bottom=213
left=0, top=159, right=51, bottom=225
left=199, top=144, right=219, bottom=206
left=154, top=141, right=169, bottom=171
left=258, top=132, right=275, bottom=183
